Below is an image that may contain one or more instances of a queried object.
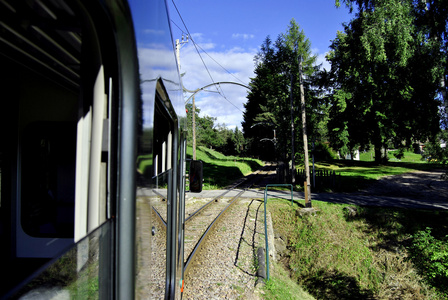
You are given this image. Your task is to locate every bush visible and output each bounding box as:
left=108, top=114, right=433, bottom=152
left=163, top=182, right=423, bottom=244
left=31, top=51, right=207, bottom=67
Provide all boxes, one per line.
left=312, top=142, right=337, bottom=161
left=409, top=227, right=448, bottom=292
left=391, top=148, right=405, bottom=160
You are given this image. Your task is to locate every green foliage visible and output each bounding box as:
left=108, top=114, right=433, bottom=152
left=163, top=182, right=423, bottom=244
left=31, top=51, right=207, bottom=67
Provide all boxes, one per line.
left=312, top=142, right=337, bottom=161
left=391, top=148, right=405, bottom=160
left=409, top=227, right=448, bottom=291
left=422, top=130, right=448, bottom=165
left=243, top=19, right=328, bottom=162
left=263, top=264, right=316, bottom=300
left=186, top=103, right=246, bottom=156
left=328, top=0, right=443, bottom=164
left=269, top=200, right=448, bottom=299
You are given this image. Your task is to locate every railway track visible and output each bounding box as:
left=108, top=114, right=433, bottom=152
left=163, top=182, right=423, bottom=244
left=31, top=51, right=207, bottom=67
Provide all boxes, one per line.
left=149, top=165, right=271, bottom=250
left=142, top=164, right=274, bottom=297
left=182, top=164, right=273, bottom=276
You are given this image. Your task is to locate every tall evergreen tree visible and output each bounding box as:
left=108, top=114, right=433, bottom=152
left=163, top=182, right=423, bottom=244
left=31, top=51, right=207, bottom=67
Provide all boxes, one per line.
left=328, top=0, right=443, bottom=162
left=243, top=19, right=326, bottom=163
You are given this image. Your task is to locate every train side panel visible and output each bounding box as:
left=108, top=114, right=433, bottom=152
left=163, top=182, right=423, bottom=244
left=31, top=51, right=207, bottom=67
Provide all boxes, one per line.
left=0, top=0, right=185, bottom=298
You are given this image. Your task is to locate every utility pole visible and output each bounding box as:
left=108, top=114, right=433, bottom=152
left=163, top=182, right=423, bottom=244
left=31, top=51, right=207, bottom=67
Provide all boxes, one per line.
left=176, top=35, right=198, bottom=160
left=290, top=70, right=296, bottom=185
left=175, top=35, right=188, bottom=71
left=299, top=56, right=311, bottom=208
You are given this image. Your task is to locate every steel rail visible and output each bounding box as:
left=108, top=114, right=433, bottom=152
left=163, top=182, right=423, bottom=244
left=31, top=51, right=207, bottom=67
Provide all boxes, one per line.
left=152, top=206, right=167, bottom=227
left=184, top=168, right=265, bottom=223
left=182, top=164, right=274, bottom=276
left=183, top=189, right=246, bottom=276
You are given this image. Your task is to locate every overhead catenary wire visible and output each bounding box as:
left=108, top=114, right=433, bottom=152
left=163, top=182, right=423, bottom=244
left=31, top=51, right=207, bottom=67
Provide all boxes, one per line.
left=171, top=19, right=187, bottom=36
left=195, top=43, right=247, bottom=86
left=171, top=0, right=219, bottom=93
left=170, top=0, right=245, bottom=113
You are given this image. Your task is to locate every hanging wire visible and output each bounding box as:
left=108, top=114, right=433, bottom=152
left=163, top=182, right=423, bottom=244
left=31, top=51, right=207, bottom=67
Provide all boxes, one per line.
left=195, top=43, right=247, bottom=86
left=171, top=0, right=244, bottom=113
left=171, top=19, right=187, bottom=36
left=171, top=0, right=219, bottom=93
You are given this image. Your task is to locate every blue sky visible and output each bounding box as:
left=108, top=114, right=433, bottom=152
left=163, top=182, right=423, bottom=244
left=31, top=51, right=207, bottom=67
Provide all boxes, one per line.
left=166, top=0, right=353, bottom=129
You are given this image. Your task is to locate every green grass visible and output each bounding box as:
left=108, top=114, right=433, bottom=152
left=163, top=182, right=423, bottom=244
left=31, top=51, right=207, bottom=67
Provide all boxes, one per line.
left=187, top=146, right=263, bottom=189
left=262, top=261, right=315, bottom=300
left=298, top=151, right=443, bottom=192
left=359, top=149, right=426, bottom=163
left=266, top=199, right=448, bottom=299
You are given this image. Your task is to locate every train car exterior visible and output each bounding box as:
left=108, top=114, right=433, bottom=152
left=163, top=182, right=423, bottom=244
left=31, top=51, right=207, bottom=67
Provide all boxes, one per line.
left=0, top=0, right=186, bottom=299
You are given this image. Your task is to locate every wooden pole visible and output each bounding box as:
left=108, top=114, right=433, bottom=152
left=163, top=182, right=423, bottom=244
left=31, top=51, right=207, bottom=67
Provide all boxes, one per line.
left=299, top=56, right=311, bottom=208
left=290, top=71, right=296, bottom=184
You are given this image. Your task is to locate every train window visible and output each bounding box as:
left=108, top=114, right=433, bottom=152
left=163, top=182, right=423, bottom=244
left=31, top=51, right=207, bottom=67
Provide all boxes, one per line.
left=0, top=0, right=117, bottom=295
left=1, top=0, right=186, bottom=297
left=21, top=122, right=77, bottom=238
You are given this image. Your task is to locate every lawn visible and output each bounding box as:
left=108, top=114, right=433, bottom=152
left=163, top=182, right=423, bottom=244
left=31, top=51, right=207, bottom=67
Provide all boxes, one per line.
left=186, top=146, right=263, bottom=189
left=297, top=151, right=444, bottom=192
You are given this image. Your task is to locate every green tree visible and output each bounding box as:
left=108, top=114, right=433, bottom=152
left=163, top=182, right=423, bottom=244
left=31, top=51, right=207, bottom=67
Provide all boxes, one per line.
left=232, top=126, right=245, bottom=155
left=243, top=19, right=327, bottom=163
left=186, top=102, right=245, bottom=155
left=328, top=0, right=443, bottom=163
left=242, top=36, right=280, bottom=160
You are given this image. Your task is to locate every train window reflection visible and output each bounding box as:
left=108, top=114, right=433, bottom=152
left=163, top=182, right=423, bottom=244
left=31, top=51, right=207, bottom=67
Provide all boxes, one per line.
left=135, top=81, right=178, bottom=298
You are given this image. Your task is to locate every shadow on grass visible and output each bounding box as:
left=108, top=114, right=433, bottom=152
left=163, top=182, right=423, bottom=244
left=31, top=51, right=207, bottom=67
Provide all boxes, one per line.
left=346, top=207, right=448, bottom=247
left=309, top=176, right=377, bottom=193
left=303, top=270, right=375, bottom=300
left=327, top=159, right=444, bottom=172
left=344, top=206, right=448, bottom=295
left=186, top=161, right=244, bottom=188
left=306, top=159, right=446, bottom=193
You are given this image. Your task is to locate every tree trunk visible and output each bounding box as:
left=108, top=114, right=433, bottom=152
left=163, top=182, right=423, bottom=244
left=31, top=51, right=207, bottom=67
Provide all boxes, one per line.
left=374, top=142, right=382, bottom=164
left=299, top=57, right=311, bottom=208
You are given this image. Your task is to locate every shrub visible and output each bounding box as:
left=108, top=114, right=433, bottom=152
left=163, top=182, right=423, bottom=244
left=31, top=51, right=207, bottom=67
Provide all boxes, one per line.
left=312, top=142, right=337, bottom=161
left=409, top=227, right=448, bottom=292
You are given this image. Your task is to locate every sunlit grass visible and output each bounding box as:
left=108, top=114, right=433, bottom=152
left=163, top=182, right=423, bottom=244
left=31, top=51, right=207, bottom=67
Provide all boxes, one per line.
left=297, top=151, right=441, bottom=192
left=267, top=199, right=447, bottom=299
left=187, top=146, right=263, bottom=189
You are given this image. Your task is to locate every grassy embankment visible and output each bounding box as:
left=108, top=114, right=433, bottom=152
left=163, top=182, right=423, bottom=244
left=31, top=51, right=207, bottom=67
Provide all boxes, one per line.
left=186, top=145, right=263, bottom=189
left=263, top=151, right=448, bottom=299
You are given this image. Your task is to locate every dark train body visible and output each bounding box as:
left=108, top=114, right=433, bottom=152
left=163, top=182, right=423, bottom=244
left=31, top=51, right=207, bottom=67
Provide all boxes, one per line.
left=0, top=0, right=187, bottom=298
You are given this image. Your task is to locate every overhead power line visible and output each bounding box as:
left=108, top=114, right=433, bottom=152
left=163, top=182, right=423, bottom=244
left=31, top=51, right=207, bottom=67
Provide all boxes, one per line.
left=171, top=1, right=219, bottom=92
left=171, top=0, right=246, bottom=113
left=170, top=19, right=187, bottom=36
left=195, top=43, right=247, bottom=86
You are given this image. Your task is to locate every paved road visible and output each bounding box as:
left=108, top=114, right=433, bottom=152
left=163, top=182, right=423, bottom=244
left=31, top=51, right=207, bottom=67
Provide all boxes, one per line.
left=186, top=169, right=448, bottom=210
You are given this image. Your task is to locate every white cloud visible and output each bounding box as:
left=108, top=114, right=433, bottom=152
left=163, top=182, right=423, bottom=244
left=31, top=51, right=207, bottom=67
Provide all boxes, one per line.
left=178, top=43, right=331, bottom=129
left=312, top=48, right=331, bottom=71
left=232, top=33, right=255, bottom=40
left=143, top=29, right=166, bottom=35
left=316, top=52, right=331, bottom=71
left=179, top=42, right=255, bottom=129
